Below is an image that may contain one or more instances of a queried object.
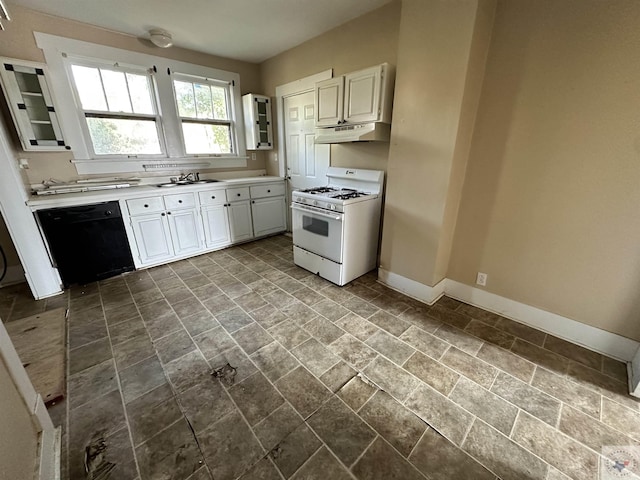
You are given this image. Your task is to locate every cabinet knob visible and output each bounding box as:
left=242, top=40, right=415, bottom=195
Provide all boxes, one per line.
left=267, top=189, right=271, bottom=193
left=237, top=193, right=241, bottom=197
left=211, top=195, right=216, bottom=199
left=252, top=200, right=255, bottom=204
left=161, top=213, right=165, bottom=216
left=178, top=200, right=183, bottom=203
left=144, top=204, right=149, bottom=208
left=167, top=211, right=172, bottom=215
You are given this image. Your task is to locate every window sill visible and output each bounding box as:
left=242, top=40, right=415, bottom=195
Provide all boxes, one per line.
left=71, top=156, right=248, bottom=175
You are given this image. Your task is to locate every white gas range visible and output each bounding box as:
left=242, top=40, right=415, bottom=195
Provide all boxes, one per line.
left=291, top=167, right=384, bottom=286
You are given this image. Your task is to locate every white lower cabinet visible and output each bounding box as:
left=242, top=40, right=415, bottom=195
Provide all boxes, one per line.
left=228, top=201, right=254, bottom=242
left=130, top=213, right=174, bottom=265
left=166, top=209, right=203, bottom=256
left=252, top=197, right=286, bottom=237
left=201, top=204, right=231, bottom=248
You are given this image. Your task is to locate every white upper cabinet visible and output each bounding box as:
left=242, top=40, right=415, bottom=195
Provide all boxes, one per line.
left=243, top=94, right=273, bottom=150
left=0, top=57, right=68, bottom=151
left=315, top=63, right=394, bottom=128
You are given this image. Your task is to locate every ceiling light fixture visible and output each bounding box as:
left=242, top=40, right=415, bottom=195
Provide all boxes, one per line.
left=149, top=29, right=173, bottom=48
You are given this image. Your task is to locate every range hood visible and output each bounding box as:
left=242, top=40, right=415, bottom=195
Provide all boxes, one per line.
left=314, top=122, right=391, bottom=144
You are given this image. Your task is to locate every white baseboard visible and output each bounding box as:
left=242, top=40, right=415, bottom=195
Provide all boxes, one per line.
left=0, top=265, right=25, bottom=287
left=376, top=270, right=639, bottom=362
left=377, top=268, right=446, bottom=305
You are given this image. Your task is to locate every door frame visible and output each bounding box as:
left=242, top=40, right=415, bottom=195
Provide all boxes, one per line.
left=275, top=69, right=333, bottom=179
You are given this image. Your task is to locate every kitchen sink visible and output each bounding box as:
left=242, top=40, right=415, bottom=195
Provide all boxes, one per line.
left=156, top=179, right=220, bottom=188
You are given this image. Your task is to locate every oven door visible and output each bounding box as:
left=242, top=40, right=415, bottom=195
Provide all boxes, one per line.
left=291, top=203, right=344, bottom=263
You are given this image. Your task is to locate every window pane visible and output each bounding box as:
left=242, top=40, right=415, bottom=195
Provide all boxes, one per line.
left=87, top=117, right=161, bottom=155
left=182, top=122, right=231, bottom=154
left=101, top=69, right=132, bottom=113
left=211, top=86, right=228, bottom=120
left=194, top=83, right=213, bottom=119
left=71, top=65, right=107, bottom=111
left=127, top=73, right=154, bottom=114
left=174, top=80, right=196, bottom=117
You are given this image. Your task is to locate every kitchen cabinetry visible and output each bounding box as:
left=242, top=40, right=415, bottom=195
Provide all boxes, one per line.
left=315, top=63, right=394, bottom=127
left=250, top=183, right=286, bottom=237
left=243, top=94, right=273, bottom=150
left=199, top=190, right=230, bottom=248
left=127, top=193, right=203, bottom=265
left=0, top=57, right=68, bottom=151
left=226, top=187, right=254, bottom=242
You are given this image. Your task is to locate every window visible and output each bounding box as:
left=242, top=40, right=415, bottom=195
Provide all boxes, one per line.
left=173, top=75, right=234, bottom=155
left=69, top=61, right=163, bottom=156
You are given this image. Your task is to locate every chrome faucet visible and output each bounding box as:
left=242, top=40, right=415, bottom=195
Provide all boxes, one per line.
left=178, top=172, right=200, bottom=182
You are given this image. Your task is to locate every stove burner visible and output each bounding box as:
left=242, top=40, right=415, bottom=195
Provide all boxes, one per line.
left=300, top=186, right=337, bottom=194
left=330, top=189, right=368, bottom=200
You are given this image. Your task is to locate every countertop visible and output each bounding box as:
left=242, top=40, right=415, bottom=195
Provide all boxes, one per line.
left=27, top=176, right=285, bottom=210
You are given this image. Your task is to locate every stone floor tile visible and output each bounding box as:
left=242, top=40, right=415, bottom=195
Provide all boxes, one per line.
left=275, top=366, right=332, bottom=418
left=144, top=311, right=183, bottom=340
left=178, top=378, right=236, bottom=433
left=476, top=343, right=536, bottom=382
left=290, top=447, right=352, bottom=480
left=512, top=412, right=598, bottom=480
left=136, top=419, right=204, bottom=480
left=320, top=284, right=354, bottom=304
left=363, top=356, right=419, bottom=403
left=291, top=286, right=325, bottom=307
left=567, top=361, right=640, bottom=410
left=69, top=337, right=112, bottom=375
left=229, top=372, right=284, bottom=426
left=250, top=304, right=287, bottom=330
left=291, top=337, right=341, bottom=376
left=164, top=350, right=212, bottom=393
left=193, top=325, right=235, bottom=360
left=370, top=294, right=411, bottom=317
left=199, top=410, right=265, bottom=480
left=191, top=283, right=223, bottom=302
left=104, top=302, right=139, bottom=326
left=234, top=292, right=268, bottom=312
left=403, top=352, right=459, bottom=395
left=155, top=276, right=185, bottom=293
left=183, top=274, right=212, bottom=290
left=263, top=289, right=297, bottom=308
left=511, top=339, right=569, bottom=375
left=253, top=402, right=303, bottom=451
left=69, top=319, right=108, bottom=350
left=405, top=383, right=474, bottom=446
left=232, top=322, right=275, bottom=355
left=428, top=305, right=472, bottom=330
left=433, top=323, right=483, bottom=355
left=250, top=341, right=299, bottom=382
left=268, top=319, right=311, bottom=350
left=544, top=335, right=602, bottom=370
left=164, top=287, right=197, bottom=307
left=532, top=367, right=601, bottom=419
left=154, top=328, right=196, bottom=364
left=440, top=346, right=497, bottom=389
left=334, top=312, right=379, bottom=342
left=209, top=346, right=258, bottom=385
left=464, top=319, right=516, bottom=349
left=400, top=326, right=449, bottom=360
left=491, top=371, right=561, bottom=426
left=68, top=359, right=118, bottom=409
left=312, top=298, right=349, bottom=322
left=269, top=423, right=322, bottom=478
left=367, top=310, right=410, bottom=337
left=216, top=306, right=255, bottom=333
left=352, top=437, right=424, bottom=480
left=329, top=333, right=378, bottom=370
left=238, top=457, right=281, bottom=480
left=463, top=419, right=548, bottom=480
left=181, top=311, right=219, bottom=336
left=399, top=307, right=442, bottom=333
left=450, top=377, right=518, bottom=435
left=319, top=361, right=357, bottom=393
left=494, top=317, right=546, bottom=346
left=342, top=296, right=379, bottom=318
left=133, top=287, right=164, bottom=306
left=126, top=383, right=183, bottom=446
left=602, top=356, right=628, bottom=383
left=455, top=303, right=504, bottom=326
left=119, top=354, right=167, bottom=403
left=307, top=396, right=376, bottom=466
left=602, top=397, right=640, bottom=441
left=138, top=299, right=173, bottom=320
left=337, top=375, right=377, bottom=411
left=409, top=427, right=495, bottom=480
left=203, top=293, right=237, bottom=315
left=112, top=333, right=156, bottom=371
left=359, top=390, right=427, bottom=456
left=302, top=316, right=345, bottom=345
left=281, top=300, right=317, bottom=325
left=108, top=315, right=147, bottom=345
left=366, top=329, right=415, bottom=365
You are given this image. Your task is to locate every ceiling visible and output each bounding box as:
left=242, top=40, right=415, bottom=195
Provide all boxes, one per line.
left=8, top=0, right=393, bottom=63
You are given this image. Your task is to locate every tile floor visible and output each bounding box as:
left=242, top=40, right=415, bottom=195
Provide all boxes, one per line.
left=1, top=234, right=640, bottom=480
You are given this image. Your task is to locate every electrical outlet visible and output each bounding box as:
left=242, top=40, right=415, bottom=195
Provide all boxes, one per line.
left=18, top=158, right=29, bottom=169
left=476, top=272, right=488, bottom=286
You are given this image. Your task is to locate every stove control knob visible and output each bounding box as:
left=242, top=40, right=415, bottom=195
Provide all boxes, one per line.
left=330, top=204, right=336, bottom=211
left=313, top=200, right=318, bottom=206
left=296, top=197, right=301, bottom=202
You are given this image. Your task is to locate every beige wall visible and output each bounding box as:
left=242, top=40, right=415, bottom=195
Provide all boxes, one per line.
left=448, top=0, right=640, bottom=340
left=0, top=356, right=39, bottom=480
left=379, top=0, right=491, bottom=287
left=259, top=1, right=401, bottom=176
left=0, top=5, right=266, bottom=184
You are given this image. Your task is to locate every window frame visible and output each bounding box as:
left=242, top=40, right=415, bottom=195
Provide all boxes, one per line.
left=35, top=32, right=247, bottom=175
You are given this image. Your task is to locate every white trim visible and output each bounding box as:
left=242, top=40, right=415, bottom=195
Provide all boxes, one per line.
left=376, top=270, right=639, bottom=362
left=275, top=69, right=332, bottom=178
left=0, top=264, right=25, bottom=287
left=377, top=268, right=446, bottom=305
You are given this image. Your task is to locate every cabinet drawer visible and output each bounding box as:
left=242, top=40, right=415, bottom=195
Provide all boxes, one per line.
left=226, top=187, right=250, bottom=202
left=127, top=196, right=164, bottom=215
left=164, top=192, right=196, bottom=210
left=198, top=190, right=226, bottom=206
left=250, top=183, right=285, bottom=199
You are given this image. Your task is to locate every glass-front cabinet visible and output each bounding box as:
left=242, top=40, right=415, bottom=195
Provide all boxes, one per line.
left=242, top=93, right=273, bottom=150
left=0, top=57, right=68, bottom=151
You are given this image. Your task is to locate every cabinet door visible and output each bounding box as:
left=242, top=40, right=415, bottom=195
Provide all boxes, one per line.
left=130, top=213, right=173, bottom=265
left=228, top=201, right=254, bottom=242
left=251, top=197, right=286, bottom=237
left=315, top=77, right=344, bottom=127
left=166, top=209, right=203, bottom=256
left=243, top=94, right=273, bottom=150
left=344, top=65, right=382, bottom=124
left=201, top=205, right=231, bottom=248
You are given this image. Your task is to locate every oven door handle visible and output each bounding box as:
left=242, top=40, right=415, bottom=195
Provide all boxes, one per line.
left=291, top=203, right=343, bottom=221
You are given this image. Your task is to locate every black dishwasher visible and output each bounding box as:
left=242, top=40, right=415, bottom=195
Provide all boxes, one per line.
left=37, top=201, right=135, bottom=287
